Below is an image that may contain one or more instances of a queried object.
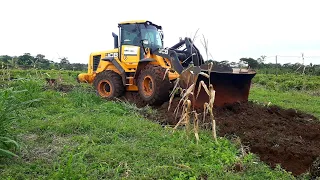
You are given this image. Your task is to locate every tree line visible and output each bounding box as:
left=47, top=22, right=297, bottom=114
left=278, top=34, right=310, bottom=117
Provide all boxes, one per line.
left=208, top=56, right=320, bottom=76
left=0, top=53, right=87, bottom=71
left=1, top=53, right=319, bottom=75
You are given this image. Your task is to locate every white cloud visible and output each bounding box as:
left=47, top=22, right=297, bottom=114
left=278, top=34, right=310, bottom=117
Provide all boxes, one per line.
left=0, top=0, right=319, bottom=64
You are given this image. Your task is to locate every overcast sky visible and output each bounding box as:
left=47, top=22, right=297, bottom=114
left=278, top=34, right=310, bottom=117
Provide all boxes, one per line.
left=1, top=0, right=320, bottom=65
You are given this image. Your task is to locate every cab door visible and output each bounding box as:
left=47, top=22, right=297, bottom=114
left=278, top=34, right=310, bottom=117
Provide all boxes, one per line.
left=119, top=24, right=142, bottom=71
left=120, top=45, right=140, bottom=72
left=121, top=45, right=140, bottom=63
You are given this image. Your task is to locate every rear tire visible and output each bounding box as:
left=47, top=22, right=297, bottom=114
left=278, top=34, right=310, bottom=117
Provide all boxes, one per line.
left=93, top=70, right=125, bottom=99
left=137, top=64, right=171, bottom=105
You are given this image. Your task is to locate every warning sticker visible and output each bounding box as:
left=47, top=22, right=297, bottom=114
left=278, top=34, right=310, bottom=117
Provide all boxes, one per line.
left=123, top=46, right=138, bottom=55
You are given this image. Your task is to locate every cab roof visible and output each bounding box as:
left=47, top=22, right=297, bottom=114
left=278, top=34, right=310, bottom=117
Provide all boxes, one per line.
left=118, top=20, right=162, bottom=29
left=118, top=20, right=147, bottom=25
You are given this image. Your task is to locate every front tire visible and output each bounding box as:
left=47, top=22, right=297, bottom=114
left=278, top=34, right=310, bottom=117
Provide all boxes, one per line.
left=93, top=70, right=125, bottom=99
left=137, top=64, right=171, bottom=105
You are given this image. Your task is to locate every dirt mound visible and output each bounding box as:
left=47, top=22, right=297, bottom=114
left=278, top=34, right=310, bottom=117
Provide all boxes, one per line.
left=213, top=102, right=320, bottom=176
left=143, top=98, right=320, bottom=176
left=118, top=92, right=148, bottom=108
left=44, top=78, right=75, bottom=93
left=111, top=91, right=320, bottom=176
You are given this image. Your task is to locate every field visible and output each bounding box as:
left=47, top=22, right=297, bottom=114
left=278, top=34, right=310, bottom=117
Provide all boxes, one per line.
left=0, top=69, right=319, bottom=179
left=251, top=73, right=320, bottom=118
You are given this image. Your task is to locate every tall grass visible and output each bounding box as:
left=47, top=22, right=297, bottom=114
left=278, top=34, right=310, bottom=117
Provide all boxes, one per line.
left=67, top=86, right=103, bottom=107
left=0, top=77, right=43, bottom=158
left=0, top=88, right=21, bottom=157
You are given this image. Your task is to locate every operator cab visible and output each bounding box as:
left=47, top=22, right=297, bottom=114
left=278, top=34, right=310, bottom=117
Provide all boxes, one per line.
left=112, top=20, right=164, bottom=52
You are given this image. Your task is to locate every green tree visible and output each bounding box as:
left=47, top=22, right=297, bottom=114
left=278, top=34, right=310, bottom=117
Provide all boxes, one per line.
left=257, top=55, right=266, bottom=64
left=59, top=57, right=70, bottom=64
left=8, top=57, right=18, bottom=69
left=0, top=55, right=12, bottom=64
left=17, top=53, right=34, bottom=67
left=239, top=57, right=259, bottom=69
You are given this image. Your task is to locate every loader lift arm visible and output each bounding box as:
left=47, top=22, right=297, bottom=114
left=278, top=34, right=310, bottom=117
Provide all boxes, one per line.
left=152, top=37, right=205, bottom=74
left=150, top=37, right=256, bottom=108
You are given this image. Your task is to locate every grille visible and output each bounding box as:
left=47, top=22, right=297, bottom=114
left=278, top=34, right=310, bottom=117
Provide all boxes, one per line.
left=92, top=55, right=101, bottom=71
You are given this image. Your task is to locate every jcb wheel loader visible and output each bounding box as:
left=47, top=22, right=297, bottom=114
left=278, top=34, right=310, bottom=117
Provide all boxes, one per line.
left=77, top=20, right=256, bottom=108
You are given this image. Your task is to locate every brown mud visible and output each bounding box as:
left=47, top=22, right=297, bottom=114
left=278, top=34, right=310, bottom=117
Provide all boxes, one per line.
left=120, top=92, right=320, bottom=176
left=44, top=78, right=75, bottom=92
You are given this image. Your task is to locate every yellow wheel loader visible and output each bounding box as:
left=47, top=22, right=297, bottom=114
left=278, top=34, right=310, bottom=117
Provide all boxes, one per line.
left=77, top=20, right=256, bottom=108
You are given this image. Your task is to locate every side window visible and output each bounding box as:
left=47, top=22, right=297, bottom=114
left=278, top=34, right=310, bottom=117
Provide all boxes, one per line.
left=155, top=33, right=162, bottom=45
left=122, top=30, right=135, bottom=45
left=121, top=24, right=140, bottom=46
left=143, top=32, right=154, bottom=42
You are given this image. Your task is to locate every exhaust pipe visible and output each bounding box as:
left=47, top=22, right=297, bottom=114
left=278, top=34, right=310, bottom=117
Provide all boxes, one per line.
left=112, top=32, right=118, bottom=49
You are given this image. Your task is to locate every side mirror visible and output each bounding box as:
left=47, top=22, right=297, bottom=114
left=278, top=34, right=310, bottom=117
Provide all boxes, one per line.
left=159, top=30, right=164, bottom=40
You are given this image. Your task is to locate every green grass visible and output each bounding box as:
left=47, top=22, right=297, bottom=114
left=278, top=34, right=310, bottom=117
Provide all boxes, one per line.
left=252, top=73, right=320, bottom=91
left=249, top=85, right=320, bottom=118
left=0, top=69, right=81, bottom=88
left=0, top=75, right=295, bottom=179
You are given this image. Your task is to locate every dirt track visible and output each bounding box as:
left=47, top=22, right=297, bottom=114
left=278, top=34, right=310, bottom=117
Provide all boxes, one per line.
left=120, top=92, right=320, bottom=176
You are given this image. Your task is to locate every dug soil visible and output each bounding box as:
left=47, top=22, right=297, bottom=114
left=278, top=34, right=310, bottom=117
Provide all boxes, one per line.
left=121, top=92, right=320, bottom=176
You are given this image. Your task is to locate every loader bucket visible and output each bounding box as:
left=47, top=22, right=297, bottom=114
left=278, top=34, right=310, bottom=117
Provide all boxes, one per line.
left=179, top=64, right=256, bottom=109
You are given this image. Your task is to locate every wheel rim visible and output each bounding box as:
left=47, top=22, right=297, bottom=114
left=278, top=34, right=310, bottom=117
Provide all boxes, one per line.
left=98, top=80, right=112, bottom=97
left=142, top=75, right=154, bottom=96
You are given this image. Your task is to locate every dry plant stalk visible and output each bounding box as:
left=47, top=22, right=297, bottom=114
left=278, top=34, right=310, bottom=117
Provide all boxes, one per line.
left=200, top=34, right=209, bottom=61
left=168, top=62, right=217, bottom=143
left=170, top=72, right=197, bottom=141
left=193, top=111, right=200, bottom=144
left=168, top=29, right=218, bottom=143
left=163, top=68, right=170, bottom=80
left=58, top=72, right=62, bottom=83
left=202, top=84, right=218, bottom=143
left=172, top=99, right=193, bottom=140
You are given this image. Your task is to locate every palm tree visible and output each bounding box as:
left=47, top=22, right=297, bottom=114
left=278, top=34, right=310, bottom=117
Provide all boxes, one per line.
left=8, top=57, right=18, bottom=69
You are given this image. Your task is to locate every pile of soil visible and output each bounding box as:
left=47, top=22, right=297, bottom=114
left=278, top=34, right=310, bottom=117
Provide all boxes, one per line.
left=121, top=92, right=320, bottom=176
left=119, top=92, right=148, bottom=108
left=212, top=102, right=320, bottom=176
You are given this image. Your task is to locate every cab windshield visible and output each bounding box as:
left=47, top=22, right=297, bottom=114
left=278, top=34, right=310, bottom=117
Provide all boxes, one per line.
left=121, top=23, right=163, bottom=49
left=140, top=25, right=163, bottom=49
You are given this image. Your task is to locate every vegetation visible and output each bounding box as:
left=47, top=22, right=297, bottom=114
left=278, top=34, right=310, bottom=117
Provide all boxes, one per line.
left=248, top=72, right=320, bottom=118
left=252, top=74, right=320, bottom=92
left=0, top=70, right=297, bottom=179
left=0, top=51, right=319, bottom=178
left=0, top=53, right=87, bottom=71
left=2, top=53, right=320, bottom=75
left=249, top=86, right=320, bottom=118
left=209, top=57, right=320, bottom=76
